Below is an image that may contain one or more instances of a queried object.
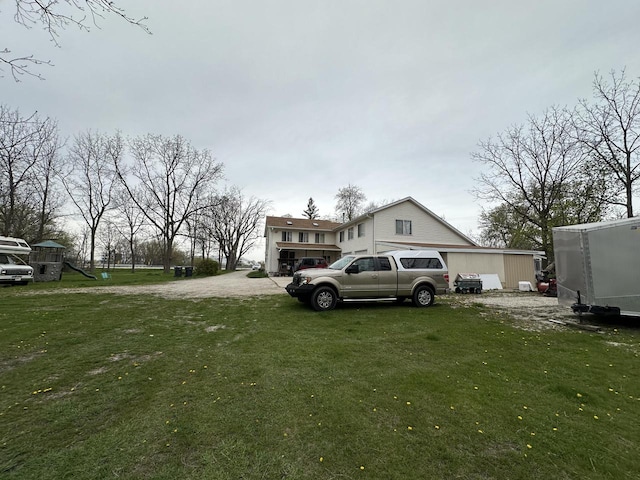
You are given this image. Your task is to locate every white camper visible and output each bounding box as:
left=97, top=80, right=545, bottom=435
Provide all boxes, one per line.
left=0, top=236, right=34, bottom=285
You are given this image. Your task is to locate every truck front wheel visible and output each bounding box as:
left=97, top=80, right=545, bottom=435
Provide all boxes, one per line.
left=311, top=286, right=338, bottom=311
left=412, top=285, right=434, bottom=307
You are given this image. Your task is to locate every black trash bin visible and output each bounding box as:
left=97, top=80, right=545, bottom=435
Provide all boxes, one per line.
left=174, top=266, right=183, bottom=277
left=184, top=266, right=193, bottom=277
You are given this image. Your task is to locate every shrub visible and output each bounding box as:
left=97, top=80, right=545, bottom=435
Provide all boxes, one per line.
left=194, top=258, right=219, bottom=276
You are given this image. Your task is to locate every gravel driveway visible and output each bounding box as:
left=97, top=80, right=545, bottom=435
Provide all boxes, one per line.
left=22, top=270, right=291, bottom=299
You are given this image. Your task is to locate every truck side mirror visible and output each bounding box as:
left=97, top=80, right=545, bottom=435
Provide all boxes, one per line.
left=345, top=264, right=359, bottom=274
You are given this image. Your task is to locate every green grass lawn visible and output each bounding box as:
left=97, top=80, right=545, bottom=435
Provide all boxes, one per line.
left=1, top=283, right=639, bottom=479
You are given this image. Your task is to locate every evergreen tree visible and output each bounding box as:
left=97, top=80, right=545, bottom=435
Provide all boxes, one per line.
left=303, top=197, right=319, bottom=219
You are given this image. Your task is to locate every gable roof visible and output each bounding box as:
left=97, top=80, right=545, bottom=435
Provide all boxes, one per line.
left=339, top=196, right=478, bottom=246
left=265, top=216, right=341, bottom=233
left=265, top=197, right=477, bottom=246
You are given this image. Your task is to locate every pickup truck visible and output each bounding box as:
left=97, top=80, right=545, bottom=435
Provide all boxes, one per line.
left=285, top=250, right=449, bottom=311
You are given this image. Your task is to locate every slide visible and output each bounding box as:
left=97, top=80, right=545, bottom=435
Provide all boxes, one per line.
left=64, top=261, right=97, bottom=280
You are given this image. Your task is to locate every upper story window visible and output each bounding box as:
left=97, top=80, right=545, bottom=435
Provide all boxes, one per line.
left=347, top=227, right=354, bottom=240
left=282, top=231, right=292, bottom=242
left=315, top=233, right=325, bottom=243
left=357, top=223, right=365, bottom=237
left=298, top=232, right=309, bottom=243
left=339, top=231, right=344, bottom=242
left=395, top=219, right=412, bottom=235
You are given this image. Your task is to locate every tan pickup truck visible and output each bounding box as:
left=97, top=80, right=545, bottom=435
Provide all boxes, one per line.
left=285, top=250, right=449, bottom=311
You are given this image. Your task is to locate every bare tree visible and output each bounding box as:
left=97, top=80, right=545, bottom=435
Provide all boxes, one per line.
left=335, top=184, right=366, bottom=222
left=575, top=69, right=640, bottom=217
left=61, top=130, right=122, bottom=271
left=208, top=187, right=269, bottom=270
left=0, top=105, right=62, bottom=239
left=2, top=1, right=150, bottom=80
left=111, top=187, right=146, bottom=272
left=472, top=107, right=607, bottom=260
left=116, top=134, right=223, bottom=273
left=98, top=217, right=118, bottom=269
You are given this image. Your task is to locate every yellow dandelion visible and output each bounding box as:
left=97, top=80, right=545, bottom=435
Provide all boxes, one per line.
left=408, top=426, right=413, bottom=431
left=594, top=415, right=599, bottom=420
left=360, top=466, right=365, bottom=470
left=319, top=457, right=323, bottom=462
left=517, top=415, right=523, bottom=420
left=576, top=393, right=582, bottom=398
left=435, top=425, right=440, bottom=430
left=527, top=444, right=532, bottom=449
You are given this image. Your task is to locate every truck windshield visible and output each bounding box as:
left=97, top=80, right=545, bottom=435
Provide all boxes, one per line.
left=328, top=256, right=355, bottom=270
left=0, top=254, right=15, bottom=264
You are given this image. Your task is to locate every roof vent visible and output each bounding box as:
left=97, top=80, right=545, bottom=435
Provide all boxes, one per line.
left=313, top=222, right=319, bottom=227
left=286, top=221, right=293, bottom=225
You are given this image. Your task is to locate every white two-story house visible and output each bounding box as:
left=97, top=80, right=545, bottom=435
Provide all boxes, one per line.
left=264, top=197, right=543, bottom=288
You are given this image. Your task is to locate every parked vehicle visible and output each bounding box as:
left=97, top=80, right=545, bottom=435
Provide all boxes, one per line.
left=0, top=236, right=34, bottom=286
left=293, top=257, right=328, bottom=272
left=286, top=250, right=449, bottom=311
left=553, top=217, right=640, bottom=317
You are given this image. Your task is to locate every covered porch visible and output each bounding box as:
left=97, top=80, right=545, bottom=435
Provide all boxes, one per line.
left=272, top=242, right=341, bottom=276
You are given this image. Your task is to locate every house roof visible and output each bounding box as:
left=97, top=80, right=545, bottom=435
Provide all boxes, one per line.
left=265, top=216, right=341, bottom=232
left=265, top=197, right=477, bottom=247
left=378, top=240, right=544, bottom=256
left=275, top=242, right=342, bottom=252
left=339, top=196, right=478, bottom=246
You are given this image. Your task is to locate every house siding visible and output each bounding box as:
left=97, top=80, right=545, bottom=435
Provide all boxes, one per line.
left=373, top=202, right=472, bottom=246
left=337, top=218, right=374, bottom=254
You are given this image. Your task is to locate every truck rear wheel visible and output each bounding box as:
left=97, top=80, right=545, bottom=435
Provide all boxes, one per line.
left=412, top=285, right=434, bottom=307
left=311, top=286, right=338, bottom=311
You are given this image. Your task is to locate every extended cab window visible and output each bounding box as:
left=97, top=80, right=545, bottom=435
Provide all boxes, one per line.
left=378, top=257, right=392, bottom=271
left=399, top=258, right=443, bottom=269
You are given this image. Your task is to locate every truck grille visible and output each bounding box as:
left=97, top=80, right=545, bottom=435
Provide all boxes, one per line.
left=4, top=267, right=32, bottom=275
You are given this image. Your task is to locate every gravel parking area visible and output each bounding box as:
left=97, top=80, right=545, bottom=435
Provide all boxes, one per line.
left=449, top=290, right=576, bottom=330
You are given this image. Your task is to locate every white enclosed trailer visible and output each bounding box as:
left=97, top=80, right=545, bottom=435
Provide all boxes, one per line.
left=552, top=217, right=640, bottom=317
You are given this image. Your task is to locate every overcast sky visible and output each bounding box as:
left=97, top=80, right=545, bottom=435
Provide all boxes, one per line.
left=4, top=0, right=640, bottom=251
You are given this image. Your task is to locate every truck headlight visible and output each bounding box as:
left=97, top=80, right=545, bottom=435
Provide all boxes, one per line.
left=300, top=276, right=312, bottom=286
